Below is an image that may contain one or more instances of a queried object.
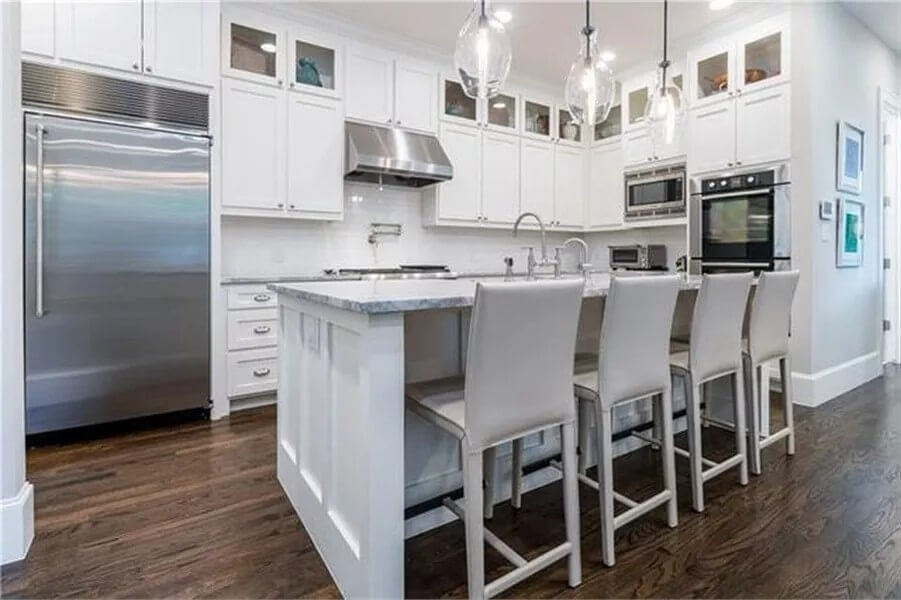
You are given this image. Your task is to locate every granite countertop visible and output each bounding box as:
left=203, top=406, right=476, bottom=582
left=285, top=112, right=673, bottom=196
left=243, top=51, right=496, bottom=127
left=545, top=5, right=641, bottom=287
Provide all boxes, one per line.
left=268, top=273, right=703, bottom=314
left=221, top=268, right=613, bottom=285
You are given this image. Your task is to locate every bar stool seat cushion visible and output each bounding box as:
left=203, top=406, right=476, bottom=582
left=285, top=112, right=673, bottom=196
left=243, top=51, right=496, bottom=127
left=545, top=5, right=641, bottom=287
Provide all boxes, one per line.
left=406, top=376, right=466, bottom=439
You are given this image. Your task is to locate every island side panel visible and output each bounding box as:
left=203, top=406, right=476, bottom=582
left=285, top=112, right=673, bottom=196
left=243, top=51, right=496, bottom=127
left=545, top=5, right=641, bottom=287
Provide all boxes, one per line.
left=277, top=294, right=405, bottom=599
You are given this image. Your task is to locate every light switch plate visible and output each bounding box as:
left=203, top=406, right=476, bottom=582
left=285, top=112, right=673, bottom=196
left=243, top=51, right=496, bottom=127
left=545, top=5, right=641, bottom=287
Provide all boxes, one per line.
left=819, top=199, right=835, bottom=220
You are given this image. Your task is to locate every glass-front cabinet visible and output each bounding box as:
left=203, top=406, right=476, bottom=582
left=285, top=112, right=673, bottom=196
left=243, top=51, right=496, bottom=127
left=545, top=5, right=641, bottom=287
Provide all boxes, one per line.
left=592, top=81, right=622, bottom=143
left=557, top=107, right=582, bottom=146
left=224, top=17, right=283, bottom=85
left=522, top=97, right=554, bottom=140
left=441, top=77, right=480, bottom=125
left=486, top=92, right=518, bottom=131
left=289, top=29, right=341, bottom=98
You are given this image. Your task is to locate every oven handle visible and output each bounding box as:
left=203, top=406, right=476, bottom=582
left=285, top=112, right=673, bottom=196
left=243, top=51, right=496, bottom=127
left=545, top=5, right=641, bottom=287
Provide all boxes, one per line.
left=701, top=187, right=773, bottom=200
left=701, top=261, right=772, bottom=268
left=35, top=124, right=46, bottom=318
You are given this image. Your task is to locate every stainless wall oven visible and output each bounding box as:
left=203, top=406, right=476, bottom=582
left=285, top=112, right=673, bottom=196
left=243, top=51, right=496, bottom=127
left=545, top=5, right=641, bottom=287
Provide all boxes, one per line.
left=689, top=164, right=791, bottom=274
left=624, top=164, right=686, bottom=221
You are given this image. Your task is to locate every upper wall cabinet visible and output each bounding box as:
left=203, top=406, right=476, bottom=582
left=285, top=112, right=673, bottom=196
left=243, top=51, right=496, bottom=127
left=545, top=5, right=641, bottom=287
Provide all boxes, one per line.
left=440, top=75, right=518, bottom=134
left=26, top=0, right=217, bottom=85
left=289, top=28, right=342, bottom=98
left=223, top=13, right=285, bottom=87
left=346, top=46, right=437, bottom=133
left=522, top=95, right=554, bottom=141
left=441, top=77, right=481, bottom=126
left=688, top=13, right=789, bottom=108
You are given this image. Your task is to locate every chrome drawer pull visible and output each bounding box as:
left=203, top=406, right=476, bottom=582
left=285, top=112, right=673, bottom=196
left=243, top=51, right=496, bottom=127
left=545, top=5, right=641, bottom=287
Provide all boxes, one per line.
left=253, top=293, right=271, bottom=302
left=252, top=367, right=271, bottom=378
left=253, top=325, right=271, bottom=335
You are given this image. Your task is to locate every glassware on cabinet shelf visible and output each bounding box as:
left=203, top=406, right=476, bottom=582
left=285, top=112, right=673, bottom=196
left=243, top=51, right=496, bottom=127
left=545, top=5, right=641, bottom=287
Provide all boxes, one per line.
left=743, top=32, right=781, bottom=86
left=628, top=86, right=648, bottom=125
left=559, top=108, right=582, bottom=142
left=444, top=79, right=478, bottom=121
left=487, top=93, right=516, bottom=129
left=696, top=52, right=729, bottom=99
left=230, top=24, right=277, bottom=78
left=594, top=104, right=621, bottom=141
left=524, top=101, right=551, bottom=136
left=673, top=73, right=683, bottom=91
left=294, top=40, right=335, bottom=90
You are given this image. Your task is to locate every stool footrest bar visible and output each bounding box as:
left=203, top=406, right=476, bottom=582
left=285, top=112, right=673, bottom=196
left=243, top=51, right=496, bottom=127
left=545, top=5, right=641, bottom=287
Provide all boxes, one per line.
left=759, top=426, right=792, bottom=448
left=673, top=445, right=718, bottom=468
left=442, top=498, right=527, bottom=568
left=701, top=453, right=744, bottom=482
left=613, top=489, right=672, bottom=530
left=484, top=542, right=573, bottom=598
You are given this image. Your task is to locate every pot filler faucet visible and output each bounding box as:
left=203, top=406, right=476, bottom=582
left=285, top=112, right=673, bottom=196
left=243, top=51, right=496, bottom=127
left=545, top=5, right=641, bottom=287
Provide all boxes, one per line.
left=513, top=212, right=557, bottom=280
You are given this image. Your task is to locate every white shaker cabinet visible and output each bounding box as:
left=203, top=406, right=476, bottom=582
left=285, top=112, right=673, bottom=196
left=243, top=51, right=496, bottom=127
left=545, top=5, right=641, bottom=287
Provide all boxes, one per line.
left=286, top=93, right=344, bottom=218
left=735, top=84, right=790, bottom=167
left=221, top=79, right=286, bottom=214
left=394, top=58, right=438, bottom=133
left=142, top=0, right=218, bottom=84
left=588, top=142, right=624, bottom=229
left=427, top=122, right=482, bottom=223
left=520, top=138, right=556, bottom=224
left=553, top=144, right=585, bottom=228
left=688, top=98, right=736, bottom=174
left=55, top=0, right=143, bottom=73
left=21, top=0, right=55, bottom=57
left=345, top=44, right=394, bottom=125
left=623, top=129, right=654, bottom=167
left=481, top=130, right=520, bottom=225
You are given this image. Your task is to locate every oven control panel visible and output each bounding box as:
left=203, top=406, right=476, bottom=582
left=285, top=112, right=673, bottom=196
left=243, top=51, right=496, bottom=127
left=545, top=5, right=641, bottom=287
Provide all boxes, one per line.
left=700, top=170, right=776, bottom=194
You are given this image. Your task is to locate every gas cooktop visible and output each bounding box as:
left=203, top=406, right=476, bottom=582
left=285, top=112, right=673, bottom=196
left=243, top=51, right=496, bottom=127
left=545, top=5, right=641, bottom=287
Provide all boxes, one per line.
left=323, top=265, right=458, bottom=280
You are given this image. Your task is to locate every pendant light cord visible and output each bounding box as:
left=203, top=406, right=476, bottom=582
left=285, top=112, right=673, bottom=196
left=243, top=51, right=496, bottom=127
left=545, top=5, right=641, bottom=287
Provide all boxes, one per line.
left=660, top=0, right=670, bottom=86
left=583, top=0, right=595, bottom=60
left=481, top=0, right=486, bottom=18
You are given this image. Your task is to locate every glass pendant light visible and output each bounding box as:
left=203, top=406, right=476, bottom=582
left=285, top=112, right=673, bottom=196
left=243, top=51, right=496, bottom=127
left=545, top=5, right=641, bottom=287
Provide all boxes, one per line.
left=454, top=0, right=512, bottom=100
left=644, top=0, right=687, bottom=148
left=564, top=0, right=616, bottom=126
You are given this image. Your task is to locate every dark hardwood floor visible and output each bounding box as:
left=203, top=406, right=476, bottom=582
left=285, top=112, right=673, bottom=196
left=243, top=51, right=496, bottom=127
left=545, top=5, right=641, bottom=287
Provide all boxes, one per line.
left=2, top=366, right=899, bottom=598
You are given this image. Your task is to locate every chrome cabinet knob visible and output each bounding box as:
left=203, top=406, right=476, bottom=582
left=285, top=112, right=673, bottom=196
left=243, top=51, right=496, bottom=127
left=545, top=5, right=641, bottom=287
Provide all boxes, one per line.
left=277, top=79, right=283, bottom=86
left=132, top=63, right=139, bottom=70
left=290, top=82, right=295, bottom=88
left=253, top=294, right=271, bottom=302
left=145, top=65, right=152, bottom=73
left=289, top=204, right=296, bottom=209
left=277, top=202, right=284, bottom=208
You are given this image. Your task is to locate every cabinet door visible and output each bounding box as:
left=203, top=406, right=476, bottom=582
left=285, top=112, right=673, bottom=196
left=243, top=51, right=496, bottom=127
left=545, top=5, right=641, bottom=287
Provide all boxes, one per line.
left=622, top=73, right=652, bottom=131
left=289, top=29, right=341, bottom=98
left=736, top=84, right=790, bottom=166
left=143, top=0, right=217, bottom=84
left=345, top=45, right=394, bottom=125
left=688, top=38, right=735, bottom=109
left=222, top=13, right=284, bottom=87
left=441, top=76, right=481, bottom=126
left=221, top=80, right=285, bottom=214
left=436, top=122, right=481, bottom=223
left=520, top=139, right=555, bottom=224
left=623, top=128, right=653, bottom=166
left=688, top=99, right=736, bottom=174
left=522, top=96, right=554, bottom=141
left=21, top=0, right=54, bottom=57
left=394, top=59, right=437, bottom=133
left=737, top=14, right=790, bottom=94
left=588, top=142, right=624, bottom=228
left=287, top=94, right=344, bottom=218
left=481, top=130, right=520, bottom=225
left=56, top=0, right=142, bottom=73
left=554, top=144, right=585, bottom=228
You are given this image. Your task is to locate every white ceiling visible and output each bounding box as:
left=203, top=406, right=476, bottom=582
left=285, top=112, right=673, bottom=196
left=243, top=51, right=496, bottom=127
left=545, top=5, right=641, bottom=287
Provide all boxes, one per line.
left=297, top=1, right=753, bottom=85
left=840, top=0, right=901, bottom=53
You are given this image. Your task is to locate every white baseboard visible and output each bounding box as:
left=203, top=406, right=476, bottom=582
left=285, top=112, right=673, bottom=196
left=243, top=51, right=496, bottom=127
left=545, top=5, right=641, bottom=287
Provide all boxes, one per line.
left=1, top=481, right=34, bottom=565
left=791, top=351, right=883, bottom=407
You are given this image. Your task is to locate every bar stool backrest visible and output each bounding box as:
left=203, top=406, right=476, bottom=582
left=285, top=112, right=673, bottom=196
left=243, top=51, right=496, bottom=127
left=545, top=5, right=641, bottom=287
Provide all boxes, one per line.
left=689, top=273, right=754, bottom=383
left=747, top=271, right=801, bottom=363
left=597, top=275, right=681, bottom=409
left=463, top=279, right=585, bottom=451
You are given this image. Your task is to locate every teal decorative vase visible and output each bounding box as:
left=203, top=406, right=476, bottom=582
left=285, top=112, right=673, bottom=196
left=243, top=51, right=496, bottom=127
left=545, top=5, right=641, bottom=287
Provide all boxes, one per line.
left=296, top=58, right=322, bottom=87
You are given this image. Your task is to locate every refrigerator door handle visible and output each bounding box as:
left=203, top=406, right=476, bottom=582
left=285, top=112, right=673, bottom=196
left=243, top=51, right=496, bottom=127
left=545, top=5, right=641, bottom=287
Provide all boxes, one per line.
left=35, top=124, right=45, bottom=318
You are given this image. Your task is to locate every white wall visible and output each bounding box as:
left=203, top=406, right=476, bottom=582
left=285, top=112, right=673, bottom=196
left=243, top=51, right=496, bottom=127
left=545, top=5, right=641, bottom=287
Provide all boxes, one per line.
left=0, top=0, right=34, bottom=565
left=789, top=2, right=898, bottom=404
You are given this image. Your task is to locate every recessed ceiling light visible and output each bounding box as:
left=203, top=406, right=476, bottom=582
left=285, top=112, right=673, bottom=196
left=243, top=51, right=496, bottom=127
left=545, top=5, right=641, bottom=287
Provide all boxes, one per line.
left=492, top=101, right=507, bottom=109
left=494, top=9, right=513, bottom=24
left=600, top=50, right=616, bottom=63
left=709, top=0, right=733, bottom=10
left=260, top=42, right=277, bottom=53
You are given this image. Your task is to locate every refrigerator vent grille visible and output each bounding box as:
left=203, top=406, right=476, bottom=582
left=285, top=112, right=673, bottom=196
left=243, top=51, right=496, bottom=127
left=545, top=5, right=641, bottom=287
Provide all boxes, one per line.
left=22, top=62, right=209, bottom=131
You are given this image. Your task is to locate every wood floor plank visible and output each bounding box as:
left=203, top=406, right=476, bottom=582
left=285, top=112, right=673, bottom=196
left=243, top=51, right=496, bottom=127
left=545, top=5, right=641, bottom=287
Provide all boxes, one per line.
left=2, top=366, right=898, bottom=598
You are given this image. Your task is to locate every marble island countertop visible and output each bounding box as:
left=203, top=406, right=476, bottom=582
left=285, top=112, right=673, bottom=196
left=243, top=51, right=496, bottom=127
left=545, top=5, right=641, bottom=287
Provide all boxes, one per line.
left=268, top=273, right=703, bottom=314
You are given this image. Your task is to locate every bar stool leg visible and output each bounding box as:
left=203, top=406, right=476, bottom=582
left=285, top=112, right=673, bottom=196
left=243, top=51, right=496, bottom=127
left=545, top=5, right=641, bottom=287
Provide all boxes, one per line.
left=577, top=399, right=590, bottom=474
left=483, top=446, right=496, bottom=519
left=746, top=360, right=762, bottom=476
left=595, top=402, right=616, bottom=567
left=684, top=375, right=705, bottom=513
left=651, top=396, right=661, bottom=450
left=511, top=438, right=523, bottom=509
left=659, top=390, right=678, bottom=527
left=462, top=449, right=486, bottom=599
left=560, top=422, right=582, bottom=587
left=781, top=356, right=795, bottom=456
left=732, top=370, right=749, bottom=486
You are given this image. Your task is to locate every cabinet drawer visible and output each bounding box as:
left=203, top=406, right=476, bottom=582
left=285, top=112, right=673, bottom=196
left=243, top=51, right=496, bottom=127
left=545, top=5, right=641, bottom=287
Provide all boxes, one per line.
left=227, top=285, right=278, bottom=310
left=227, top=348, right=278, bottom=398
left=227, top=308, right=278, bottom=350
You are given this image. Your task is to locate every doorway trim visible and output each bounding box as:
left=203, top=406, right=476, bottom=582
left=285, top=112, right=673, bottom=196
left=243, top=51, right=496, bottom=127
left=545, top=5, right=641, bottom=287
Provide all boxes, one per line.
left=879, top=87, right=900, bottom=365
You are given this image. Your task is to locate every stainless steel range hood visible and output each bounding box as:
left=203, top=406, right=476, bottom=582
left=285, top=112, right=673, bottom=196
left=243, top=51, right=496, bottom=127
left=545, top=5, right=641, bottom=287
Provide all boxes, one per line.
left=344, top=121, right=453, bottom=188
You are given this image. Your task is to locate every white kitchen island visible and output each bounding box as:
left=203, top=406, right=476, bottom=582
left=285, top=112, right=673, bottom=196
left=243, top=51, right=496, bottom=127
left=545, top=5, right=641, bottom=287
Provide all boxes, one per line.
left=268, top=274, right=705, bottom=597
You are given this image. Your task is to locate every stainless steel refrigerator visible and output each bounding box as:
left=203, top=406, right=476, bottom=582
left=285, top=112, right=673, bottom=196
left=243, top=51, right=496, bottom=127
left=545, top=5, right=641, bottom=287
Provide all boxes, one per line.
left=24, top=112, right=211, bottom=434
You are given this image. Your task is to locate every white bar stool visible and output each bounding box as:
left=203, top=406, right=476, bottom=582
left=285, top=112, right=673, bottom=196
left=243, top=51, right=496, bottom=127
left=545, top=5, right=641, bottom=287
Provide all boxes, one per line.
left=665, top=273, right=752, bottom=513
left=571, top=275, right=681, bottom=567
left=744, top=270, right=801, bottom=475
left=405, top=280, right=584, bottom=599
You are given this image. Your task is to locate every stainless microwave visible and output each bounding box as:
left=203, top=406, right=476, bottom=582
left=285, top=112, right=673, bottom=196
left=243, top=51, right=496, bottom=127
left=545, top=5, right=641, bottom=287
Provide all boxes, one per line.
left=624, top=165, right=687, bottom=221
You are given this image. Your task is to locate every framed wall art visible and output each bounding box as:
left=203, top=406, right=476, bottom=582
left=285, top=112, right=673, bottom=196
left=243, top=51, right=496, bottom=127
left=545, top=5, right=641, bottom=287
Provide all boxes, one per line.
left=836, top=121, right=864, bottom=195
left=836, top=198, right=865, bottom=268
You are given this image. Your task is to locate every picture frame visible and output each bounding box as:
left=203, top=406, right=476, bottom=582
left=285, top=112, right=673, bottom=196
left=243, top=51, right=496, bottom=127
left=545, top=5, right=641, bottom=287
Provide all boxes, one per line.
left=836, top=121, right=864, bottom=195
left=836, top=198, right=865, bottom=268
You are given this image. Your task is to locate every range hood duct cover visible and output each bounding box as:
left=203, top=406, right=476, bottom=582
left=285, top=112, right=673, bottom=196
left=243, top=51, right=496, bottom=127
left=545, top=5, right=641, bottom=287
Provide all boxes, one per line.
left=344, top=121, right=453, bottom=188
